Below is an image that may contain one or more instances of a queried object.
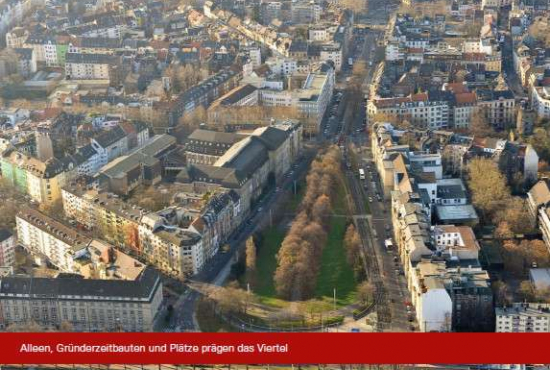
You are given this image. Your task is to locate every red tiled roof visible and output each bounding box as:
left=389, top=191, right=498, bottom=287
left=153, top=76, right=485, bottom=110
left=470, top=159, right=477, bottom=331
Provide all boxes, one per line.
left=455, top=92, right=476, bottom=105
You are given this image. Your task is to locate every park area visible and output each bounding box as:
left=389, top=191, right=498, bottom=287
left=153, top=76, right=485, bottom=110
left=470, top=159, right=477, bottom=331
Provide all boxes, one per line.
left=252, top=181, right=356, bottom=307
left=198, top=147, right=373, bottom=331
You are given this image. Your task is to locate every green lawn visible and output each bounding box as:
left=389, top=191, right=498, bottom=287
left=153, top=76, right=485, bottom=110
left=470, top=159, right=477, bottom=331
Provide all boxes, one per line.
left=253, top=227, right=285, bottom=298
left=252, top=179, right=357, bottom=307
left=314, top=182, right=357, bottom=306
left=314, top=215, right=356, bottom=306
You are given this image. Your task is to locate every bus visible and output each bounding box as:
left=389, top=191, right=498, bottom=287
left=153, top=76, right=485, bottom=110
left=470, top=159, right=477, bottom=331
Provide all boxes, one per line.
left=359, top=168, right=365, bottom=180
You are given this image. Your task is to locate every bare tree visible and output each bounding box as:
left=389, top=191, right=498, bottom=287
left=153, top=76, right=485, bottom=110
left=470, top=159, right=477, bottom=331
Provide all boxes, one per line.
left=356, top=281, right=374, bottom=305
left=245, top=236, right=257, bottom=272
left=466, top=158, right=510, bottom=220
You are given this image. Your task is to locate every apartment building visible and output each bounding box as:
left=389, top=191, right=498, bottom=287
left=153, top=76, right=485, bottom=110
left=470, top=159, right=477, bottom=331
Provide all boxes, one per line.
left=207, top=84, right=259, bottom=123
left=0, top=267, right=162, bottom=332
left=0, top=0, right=32, bottom=41
left=16, top=207, right=90, bottom=273
left=265, top=57, right=298, bottom=76
left=308, top=43, right=343, bottom=71
left=0, top=229, right=15, bottom=267
left=1, top=149, right=74, bottom=205
left=91, top=122, right=150, bottom=168
left=5, top=27, right=28, bottom=48
left=531, top=85, right=550, bottom=119
left=409, top=260, right=453, bottom=332
left=527, top=179, right=550, bottom=226
left=139, top=213, right=205, bottom=278
left=0, top=123, right=149, bottom=204
left=169, top=69, right=241, bottom=127
left=432, top=225, right=480, bottom=261
left=62, top=184, right=242, bottom=279
left=367, top=93, right=450, bottom=129
left=65, top=53, right=116, bottom=80
left=408, top=257, right=493, bottom=332
left=496, top=303, right=550, bottom=332
left=374, top=121, right=491, bottom=331
left=452, top=92, right=476, bottom=129
left=476, top=90, right=515, bottom=130
left=290, top=1, right=321, bottom=24
left=138, top=187, right=242, bottom=279
left=61, top=187, right=143, bottom=254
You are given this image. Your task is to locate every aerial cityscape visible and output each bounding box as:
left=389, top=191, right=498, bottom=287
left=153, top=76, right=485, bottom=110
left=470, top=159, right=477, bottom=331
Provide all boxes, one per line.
left=0, top=0, right=550, bottom=336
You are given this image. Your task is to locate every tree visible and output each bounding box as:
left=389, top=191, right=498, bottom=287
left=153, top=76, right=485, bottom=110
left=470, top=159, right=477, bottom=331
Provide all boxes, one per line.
left=59, top=321, right=74, bottom=332
left=529, top=127, right=550, bottom=163
left=209, top=283, right=254, bottom=315
left=178, top=106, right=207, bottom=133
left=356, top=281, right=374, bottom=305
left=492, top=197, right=533, bottom=235
left=165, top=64, right=202, bottom=94
left=274, top=147, right=343, bottom=300
left=501, top=239, right=550, bottom=276
left=495, top=221, right=514, bottom=240
left=519, top=281, right=536, bottom=302
left=344, top=224, right=361, bottom=266
left=245, top=237, right=257, bottom=272
left=6, top=321, right=45, bottom=332
left=311, top=194, right=331, bottom=222
left=466, top=158, right=510, bottom=220
left=469, top=108, right=496, bottom=138
left=492, top=280, right=511, bottom=306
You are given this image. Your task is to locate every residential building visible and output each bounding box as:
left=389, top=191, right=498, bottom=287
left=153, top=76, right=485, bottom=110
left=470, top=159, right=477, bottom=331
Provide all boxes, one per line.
left=531, top=85, right=550, bottom=120
left=207, top=84, right=259, bottom=123
left=476, top=90, right=515, bottom=130
left=496, top=303, right=550, bottom=332
left=0, top=230, right=15, bottom=267
left=13, top=48, right=36, bottom=77
left=367, top=93, right=451, bottom=129
left=90, top=122, right=150, bottom=170
left=291, top=1, right=321, bottom=24
left=65, top=52, right=117, bottom=81
left=0, top=123, right=148, bottom=204
left=16, top=207, right=90, bottom=273
left=169, top=69, right=241, bottom=126
left=0, top=267, right=162, bottom=332
left=61, top=186, right=143, bottom=254
left=1, top=149, right=74, bottom=205
left=527, top=179, right=550, bottom=225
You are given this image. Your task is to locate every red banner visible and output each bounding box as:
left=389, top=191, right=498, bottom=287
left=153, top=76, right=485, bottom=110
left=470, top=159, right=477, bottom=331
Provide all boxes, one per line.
left=0, top=333, right=547, bottom=364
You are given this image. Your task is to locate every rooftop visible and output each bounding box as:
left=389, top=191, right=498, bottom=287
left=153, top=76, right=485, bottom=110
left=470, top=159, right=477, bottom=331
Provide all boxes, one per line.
left=0, top=266, right=160, bottom=301
left=17, top=207, right=90, bottom=252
